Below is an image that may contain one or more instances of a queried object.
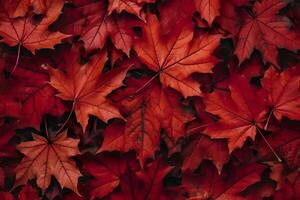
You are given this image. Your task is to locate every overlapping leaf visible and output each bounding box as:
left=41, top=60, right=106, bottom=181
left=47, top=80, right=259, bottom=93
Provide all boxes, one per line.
left=49, top=46, right=129, bottom=131
left=203, top=74, right=268, bottom=152
left=0, top=0, right=69, bottom=53
left=134, top=12, right=221, bottom=97
left=100, top=77, right=194, bottom=166
left=15, top=131, right=82, bottom=194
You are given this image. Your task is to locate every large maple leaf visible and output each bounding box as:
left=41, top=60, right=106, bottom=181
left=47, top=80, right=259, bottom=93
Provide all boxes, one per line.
left=181, top=161, right=266, bottom=200
left=15, top=131, right=82, bottom=194
left=134, top=12, right=221, bottom=97
left=228, top=0, right=300, bottom=66
left=203, top=74, right=268, bottom=153
left=99, top=77, right=194, bottom=167
left=49, top=47, right=129, bottom=131
left=0, top=0, right=69, bottom=53
left=262, top=66, right=300, bottom=121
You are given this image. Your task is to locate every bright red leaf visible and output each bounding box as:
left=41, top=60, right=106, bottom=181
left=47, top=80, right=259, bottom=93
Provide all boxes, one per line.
left=49, top=46, right=129, bottom=131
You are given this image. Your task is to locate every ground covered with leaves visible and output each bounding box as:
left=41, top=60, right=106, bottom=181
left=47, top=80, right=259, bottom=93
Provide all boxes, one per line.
left=0, top=0, right=300, bottom=199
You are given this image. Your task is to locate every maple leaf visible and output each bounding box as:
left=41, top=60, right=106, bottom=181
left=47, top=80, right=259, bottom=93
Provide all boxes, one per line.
left=0, top=0, right=300, bottom=198
left=0, top=56, right=65, bottom=129
left=100, top=77, right=194, bottom=167
left=56, top=0, right=108, bottom=51
left=49, top=47, right=129, bottom=131
left=182, top=134, right=229, bottom=173
left=108, top=158, right=172, bottom=200
left=231, top=0, right=300, bottom=65
left=15, top=131, right=82, bottom=194
left=194, top=0, right=220, bottom=25
left=262, top=66, right=300, bottom=121
left=203, top=74, right=268, bottom=153
left=182, top=161, right=266, bottom=200
left=0, top=0, right=69, bottom=54
left=57, top=1, right=139, bottom=54
left=134, top=12, right=221, bottom=97
left=82, top=152, right=139, bottom=199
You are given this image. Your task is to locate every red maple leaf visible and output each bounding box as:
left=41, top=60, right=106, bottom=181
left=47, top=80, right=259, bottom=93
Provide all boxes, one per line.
left=56, top=1, right=140, bottom=55
left=221, top=0, right=300, bottom=66
left=133, top=12, right=221, bottom=97
left=0, top=0, right=69, bottom=54
left=49, top=45, right=130, bottom=131
left=182, top=134, right=229, bottom=173
left=203, top=73, right=268, bottom=153
left=262, top=66, right=300, bottom=121
left=15, top=131, right=82, bottom=195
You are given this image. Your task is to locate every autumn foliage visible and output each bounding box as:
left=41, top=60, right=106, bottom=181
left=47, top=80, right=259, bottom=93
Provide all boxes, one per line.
left=0, top=0, right=300, bottom=199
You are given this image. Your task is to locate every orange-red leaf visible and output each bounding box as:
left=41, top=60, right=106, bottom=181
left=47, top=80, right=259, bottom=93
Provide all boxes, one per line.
left=134, top=12, right=221, bottom=97
left=0, top=0, right=69, bottom=53
left=15, top=131, right=82, bottom=195
left=49, top=47, right=129, bottom=131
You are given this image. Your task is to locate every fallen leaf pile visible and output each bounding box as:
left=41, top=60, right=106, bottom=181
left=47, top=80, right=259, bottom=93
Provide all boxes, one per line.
left=0, top=0, right=299, bottom=199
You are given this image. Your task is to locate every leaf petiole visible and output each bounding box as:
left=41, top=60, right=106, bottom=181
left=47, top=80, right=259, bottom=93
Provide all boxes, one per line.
left=256, top=127, right=282, bottom=162
left=55, top=101, right=76, bottom=135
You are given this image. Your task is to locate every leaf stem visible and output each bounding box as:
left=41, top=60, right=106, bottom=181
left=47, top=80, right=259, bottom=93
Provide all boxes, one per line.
left=186, top=122, right=218, bottom=135
left=10, top=43, right=21, bottom=75
left=264, top=109, right=273, bottom=130
left=55, top=101, right=76, bottom=135
left=133, top=72, right=160, bottom=95
left=44, top=118, right=50, bottom=140
left=256, top=127, right=282, bottom=162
